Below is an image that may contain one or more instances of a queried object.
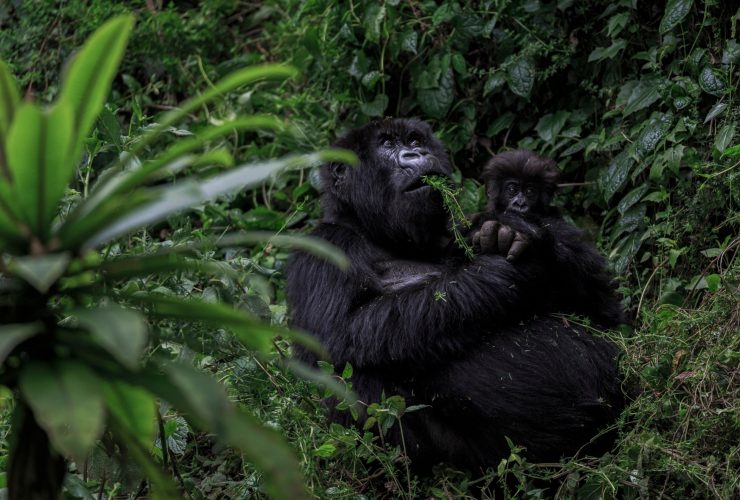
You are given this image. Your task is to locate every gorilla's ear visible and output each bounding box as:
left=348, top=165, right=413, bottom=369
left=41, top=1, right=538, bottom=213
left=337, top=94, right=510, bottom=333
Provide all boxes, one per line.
left=328, top=162, right=348, bottom=189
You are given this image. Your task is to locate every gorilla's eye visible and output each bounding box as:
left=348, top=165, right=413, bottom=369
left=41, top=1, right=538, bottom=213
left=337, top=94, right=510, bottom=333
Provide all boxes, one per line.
left=525, top=187, right=536, bottom=197
left=505, top=184, right=518, bottom=195
left=380, top=137, right=394, bottom=148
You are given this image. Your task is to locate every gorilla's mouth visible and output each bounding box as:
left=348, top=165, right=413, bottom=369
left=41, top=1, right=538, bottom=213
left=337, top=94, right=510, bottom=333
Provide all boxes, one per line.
left=404, top=178, right=432, bottom=192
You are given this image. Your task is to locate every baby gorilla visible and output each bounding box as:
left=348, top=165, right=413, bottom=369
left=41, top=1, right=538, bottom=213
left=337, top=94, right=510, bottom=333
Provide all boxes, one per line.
left=474, top=149, right=627, bottom=327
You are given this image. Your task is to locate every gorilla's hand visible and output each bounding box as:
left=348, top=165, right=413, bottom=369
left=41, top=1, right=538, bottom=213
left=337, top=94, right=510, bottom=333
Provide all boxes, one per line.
left=472, top=220, right=529, bottom=261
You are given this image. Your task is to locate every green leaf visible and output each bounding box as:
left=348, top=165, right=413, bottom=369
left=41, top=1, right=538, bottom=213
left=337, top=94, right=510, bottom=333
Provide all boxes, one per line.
left=131, top=65, right=297, bottom=158
left=364, top=4, right=386, bottom=43
left=483, top=71, right=506, bottom=97
left=432, top=3, right=458, bottom=26
left=313, top=443, right=336, bottom=458
left=143, top=363, right=308, bottom=499
left=133, top=294, right=277, bottom=351
left=506, top=58, right=535, bottom=99
left=20, top=361, right=105, bottom=461
left=400, top=30, right=418, bottom=54
left=0, top=322, right=43, bottom=364
left=73, top=307, right=148, bottom=370
left=635, top=113, right=674, bottom=159
left=714, top=123, right=735, bottom=152
left=284, top=359, right=356, bottom=403
left=360, top=93, right=389, bottom=118
left=0, top=60, right=21, bottom=144
left=103, top=380, right=156, bottom=448
left=587, top=39, right=627, bottom=62
left=721, top=143, right=740, bottom=158
left=79, top=151, right=340, bottom=249
left=57, top=15, right=133, bottom=161
left=617, top=184, right=649, bottom=215
left=606, top=12, right=630, bottom=37
left=698, top=66, right=725, bottom=96
left=8, top=252, right=71, bottom=293
left=659, top=0, right=693, bottom=33
left=703, top=102, right=727, bottom=123
left=214, top=232, right=349, bottom=271
left=418, top=68, right=455, bottom=119
left=4, top=102, right=74, bottom=238
left=109, top=416, right=180, bottom=499
left=621, top=78, right=661, bottom=117
left=610, top=232, right=644, bottom=274
left=485, top=112, right=514, bottom=137
left=70, top=116, right=283, bottom=226
left=600, top=151, right=634, bottom=202
left=535, top=111, right=571, bottom=143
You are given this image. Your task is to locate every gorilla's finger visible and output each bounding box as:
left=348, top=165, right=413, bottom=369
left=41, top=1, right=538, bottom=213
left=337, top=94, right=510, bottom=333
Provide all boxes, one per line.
left=479, top=220, right=499, bottom=253
left=506, top=233, right=529, bottom=262
left=472, top=230, right=481, bottom=248
left=497, top=225, right=514, bottom=255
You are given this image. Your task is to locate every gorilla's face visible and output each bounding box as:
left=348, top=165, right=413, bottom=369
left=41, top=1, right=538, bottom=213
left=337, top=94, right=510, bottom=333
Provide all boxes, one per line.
left=322, top=119, right=453, bottom=253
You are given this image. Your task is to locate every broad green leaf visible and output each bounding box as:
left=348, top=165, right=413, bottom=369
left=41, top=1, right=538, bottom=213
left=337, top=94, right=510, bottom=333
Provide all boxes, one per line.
left=606, top=12, right=630, bottom=37
left=360, top=93, right=389, bottom=118
left=721, top=143, right=740, bottom=157
left=483, top=71, right=506, bottom=97
left=20, top=361, right=105, bottom=461
left=133, top=294, right=276, bottom=351
left=635, top=113, right=674, bottom=159
left=72, top=116, right=284, bottom=225
left=714, top=123, right=735, bottom=152
left=57, top=15, right=133, bottom=156
left=214, top=232, right=349, bottom=271
left=621, top=79, right=661, bottom=117
left=418, top=68, right=455, bottom=119
left=587, top=40, right=627, bottom=62
left=507, top=58, right=535, bottom=99
left=0, top=60, right=20, bottom=143
left=110, top=417, right=180, bottom=499
left=43, top=102, right=74, bottom=227
left=8, top=252, right=71, bottom=293
left=609, top=232, right=644, bottom=274
left=164, top=363, right=307, bottom=500
left=703, top=102, right=727, bottom=123
left=93, top=254, right=239, bottom=281
left=659, top=0, right=693, bottom=33
left=4, top=102, right=73, bottom=237
left=57, top=189, right=155, bottom=250
left=103, top=380, right=156, bottom=447
left=535, top=111, right=571, bottom=143
left=82, top=151, right=350, bottom=249
left=363, top=4, right=386, bottom=43
left=5, top=103, right=43, bottom=233
left=131, top=65, right=297, bottom=158
left=73, top=307, right=148, bottom=370
left=0, top=322, right=43, bottom=364
left=600, top=151, right=634, bottom=202
left=699, top=66, right=725, bottom=96
left=617, top=185, right=649, bottom=215
left=486, top=112, right=514, bottom=136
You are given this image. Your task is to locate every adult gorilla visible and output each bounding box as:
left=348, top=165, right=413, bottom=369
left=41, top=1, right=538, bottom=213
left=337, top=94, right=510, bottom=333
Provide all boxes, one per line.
left=287, top=119, right=624, bottom=471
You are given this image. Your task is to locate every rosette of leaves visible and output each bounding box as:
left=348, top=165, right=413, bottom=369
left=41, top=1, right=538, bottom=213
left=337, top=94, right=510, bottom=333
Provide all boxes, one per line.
left=0, top=15, right=352, bottom=500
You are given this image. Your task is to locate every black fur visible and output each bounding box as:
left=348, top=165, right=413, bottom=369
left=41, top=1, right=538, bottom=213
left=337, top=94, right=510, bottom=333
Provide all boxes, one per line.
left=287, top=119, right=625, bottom=472
left=480, top=149, right=627, bottom=327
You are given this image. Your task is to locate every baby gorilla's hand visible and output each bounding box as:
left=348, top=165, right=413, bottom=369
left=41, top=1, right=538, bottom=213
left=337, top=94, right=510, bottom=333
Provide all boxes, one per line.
left=472, top=220, right=529, bottom=261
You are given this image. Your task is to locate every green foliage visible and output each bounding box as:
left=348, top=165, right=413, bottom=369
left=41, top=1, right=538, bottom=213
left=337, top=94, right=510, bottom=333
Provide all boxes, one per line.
left=424, top=175, right=475, bottom=259
left=1, top=1, right=738, bottom=499
left=0, top=14, right=353, bottom=500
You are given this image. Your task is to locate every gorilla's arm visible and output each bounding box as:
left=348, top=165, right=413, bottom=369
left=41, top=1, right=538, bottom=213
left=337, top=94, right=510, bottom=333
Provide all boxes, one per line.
left=287, top=223, right=547, bottom=370
left=543, top=218, right=627, bottom=327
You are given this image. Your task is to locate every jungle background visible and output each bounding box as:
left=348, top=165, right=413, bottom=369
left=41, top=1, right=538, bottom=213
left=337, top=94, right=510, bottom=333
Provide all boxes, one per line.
left=0, top=0, right=737, bottom=498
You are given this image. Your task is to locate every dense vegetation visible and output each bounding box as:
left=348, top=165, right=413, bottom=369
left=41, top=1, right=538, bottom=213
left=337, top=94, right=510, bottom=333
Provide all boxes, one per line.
left=0, top=0, right=737, bottom=498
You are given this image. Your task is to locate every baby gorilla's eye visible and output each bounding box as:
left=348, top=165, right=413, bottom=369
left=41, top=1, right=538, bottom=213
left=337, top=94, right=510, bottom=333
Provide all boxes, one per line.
left=525, top=187, right=536, bottom=197
left=505, top=184, right=518, bottom=195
